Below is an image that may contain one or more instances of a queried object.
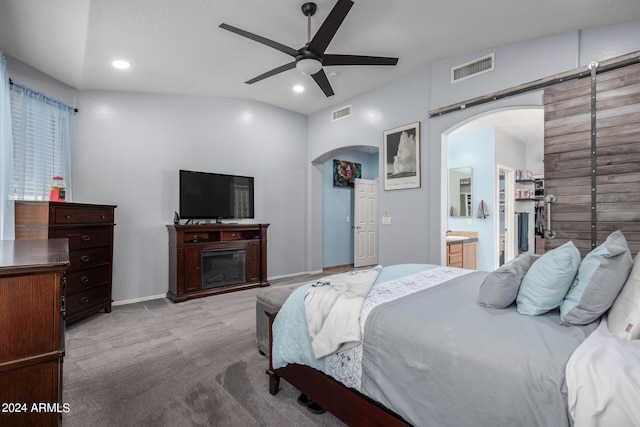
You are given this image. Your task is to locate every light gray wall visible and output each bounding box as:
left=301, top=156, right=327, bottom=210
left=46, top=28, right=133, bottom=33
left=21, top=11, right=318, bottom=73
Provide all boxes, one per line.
left=430, top=32, right=579, bottom=111
left=5, top=54, right=76, bottom=106
left=72, top=91, right=308, bottom=301
left=307, top=70, right=430, bottom=270
left=579, top=19, right=640, bottom=65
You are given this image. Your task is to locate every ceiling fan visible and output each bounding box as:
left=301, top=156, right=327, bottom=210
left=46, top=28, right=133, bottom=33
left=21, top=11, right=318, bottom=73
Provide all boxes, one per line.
left=219, top=0, right=398, bottom=97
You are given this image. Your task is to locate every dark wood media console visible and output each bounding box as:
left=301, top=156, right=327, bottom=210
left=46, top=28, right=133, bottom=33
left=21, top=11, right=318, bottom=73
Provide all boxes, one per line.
left=167, top=223, right=269, bottom=302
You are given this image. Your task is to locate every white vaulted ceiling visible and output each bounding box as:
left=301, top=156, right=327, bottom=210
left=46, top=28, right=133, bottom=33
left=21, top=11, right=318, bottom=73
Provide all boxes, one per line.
left=1, top=0, right=640, bottom=115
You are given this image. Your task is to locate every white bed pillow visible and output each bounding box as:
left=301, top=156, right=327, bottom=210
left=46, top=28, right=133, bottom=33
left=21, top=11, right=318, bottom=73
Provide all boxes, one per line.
left=560, top=230, right=633, bottom=325
left=608, top=252, right=640, bottom=340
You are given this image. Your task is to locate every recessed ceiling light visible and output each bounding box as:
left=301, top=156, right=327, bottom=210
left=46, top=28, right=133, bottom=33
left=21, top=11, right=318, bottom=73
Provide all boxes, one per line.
left=293, top=85, right=305, bottom=93
left=112, top=59, right=131, bottom=70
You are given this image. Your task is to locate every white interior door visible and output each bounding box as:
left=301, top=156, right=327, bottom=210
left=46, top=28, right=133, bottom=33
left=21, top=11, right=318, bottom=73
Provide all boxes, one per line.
left=496, top=165, right=515, bottom=268
left=354, top=178, right=378, bottom=268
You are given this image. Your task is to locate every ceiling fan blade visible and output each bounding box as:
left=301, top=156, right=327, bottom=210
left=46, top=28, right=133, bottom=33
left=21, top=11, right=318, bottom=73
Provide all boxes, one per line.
left=322, top=54, right=399, bottom=66
left=307, top=0, right=354, bottom=55
left=220, top=23, right=299, bottom=57
left=245, top=61, right=297, bottom=84
left=311, top=69, right=335, bottom=97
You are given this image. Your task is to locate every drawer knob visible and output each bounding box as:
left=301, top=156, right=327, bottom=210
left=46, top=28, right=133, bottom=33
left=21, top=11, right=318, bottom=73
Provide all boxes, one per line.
left=65, top=213, right=72, bottom=219
left=79, top=297, right=90, bottom=304
left=101, top=213, right=106, bottom=219
left=80, top=255, right=90, bottom=263
left=80, top=276, right=90, bottom=283
left=81, top=234, right=91, bottom=241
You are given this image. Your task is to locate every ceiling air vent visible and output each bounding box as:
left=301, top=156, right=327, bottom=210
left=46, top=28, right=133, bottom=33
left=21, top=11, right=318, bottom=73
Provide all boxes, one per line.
left=332, top=105, right=351, bottom=121
left=451, top=53, right=495, bottom=83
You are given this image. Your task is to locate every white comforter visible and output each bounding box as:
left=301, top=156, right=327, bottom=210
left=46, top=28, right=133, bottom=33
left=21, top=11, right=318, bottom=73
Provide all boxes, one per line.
left=566, top=316, right=640, bottom=426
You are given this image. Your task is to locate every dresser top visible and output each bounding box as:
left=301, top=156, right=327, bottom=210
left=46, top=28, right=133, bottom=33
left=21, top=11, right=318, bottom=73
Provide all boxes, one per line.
left=0, top=239, right=69, bottom=275
left=15, top=200, right=117, bottom=209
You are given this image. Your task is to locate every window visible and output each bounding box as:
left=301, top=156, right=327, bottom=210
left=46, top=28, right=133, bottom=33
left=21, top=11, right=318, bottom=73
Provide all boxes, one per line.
left=9, top=82, right=73, bottom=201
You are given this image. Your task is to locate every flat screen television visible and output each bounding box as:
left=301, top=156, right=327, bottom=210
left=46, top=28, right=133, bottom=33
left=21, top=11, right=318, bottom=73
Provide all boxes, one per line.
left=179, top=170, right=254, bottom=221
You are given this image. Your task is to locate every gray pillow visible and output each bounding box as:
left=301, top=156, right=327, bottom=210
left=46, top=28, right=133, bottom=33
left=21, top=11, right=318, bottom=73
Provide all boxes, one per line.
left=478, top=254, right=531, bottom=308
left=560, top=230, right=633, bottom=325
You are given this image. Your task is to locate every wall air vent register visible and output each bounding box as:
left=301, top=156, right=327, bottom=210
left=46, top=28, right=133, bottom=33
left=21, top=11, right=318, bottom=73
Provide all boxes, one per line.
left=452, top=53, right=495, bottom=83
left=332, top=105, right=352, bottom=121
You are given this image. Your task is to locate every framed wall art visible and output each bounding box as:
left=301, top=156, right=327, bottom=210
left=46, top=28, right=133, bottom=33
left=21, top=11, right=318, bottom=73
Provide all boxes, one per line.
left=333, top=160, right=361, bottom=187
left=383, top=122, right=420, bottom=190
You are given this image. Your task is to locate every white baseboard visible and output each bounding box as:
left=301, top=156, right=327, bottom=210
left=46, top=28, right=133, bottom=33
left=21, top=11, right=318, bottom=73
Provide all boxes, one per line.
left=113, top=271, right=327, bottom=306
left=112, top=294, right=166, bottom=306
left=268, top=270, right=323, bottom=281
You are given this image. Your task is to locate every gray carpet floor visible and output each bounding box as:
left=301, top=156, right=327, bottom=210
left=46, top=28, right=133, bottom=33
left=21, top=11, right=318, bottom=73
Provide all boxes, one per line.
left=63, top=274, right=347, bottom=427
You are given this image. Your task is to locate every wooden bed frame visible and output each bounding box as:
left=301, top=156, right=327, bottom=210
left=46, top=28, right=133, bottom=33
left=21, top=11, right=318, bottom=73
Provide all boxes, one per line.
left=265, top=311, right=410, bottom=427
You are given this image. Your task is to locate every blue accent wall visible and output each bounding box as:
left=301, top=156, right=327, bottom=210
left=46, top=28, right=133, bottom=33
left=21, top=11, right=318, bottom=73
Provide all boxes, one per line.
left=448, top=127, right=495, bottom=271
left=322, top=151, right=378, bottom=267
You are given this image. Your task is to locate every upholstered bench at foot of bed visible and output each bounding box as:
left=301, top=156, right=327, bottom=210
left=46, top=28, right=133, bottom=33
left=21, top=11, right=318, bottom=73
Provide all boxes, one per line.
left=256, top=284, right=300, bottom=356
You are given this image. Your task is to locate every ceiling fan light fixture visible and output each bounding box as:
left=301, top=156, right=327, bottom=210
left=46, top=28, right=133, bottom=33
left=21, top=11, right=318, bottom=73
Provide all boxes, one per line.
left=296, top=58, right=322, bottom=75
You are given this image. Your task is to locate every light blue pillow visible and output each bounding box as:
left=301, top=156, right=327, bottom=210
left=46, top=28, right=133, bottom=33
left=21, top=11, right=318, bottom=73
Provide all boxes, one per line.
left=560, top=230, right=633, bottom=325
left=516, top=241, right=581, bottom=316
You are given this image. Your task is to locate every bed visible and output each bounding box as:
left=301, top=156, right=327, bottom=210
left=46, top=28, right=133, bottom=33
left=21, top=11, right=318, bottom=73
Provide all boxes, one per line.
left=266, top=237, right=640, bottom=426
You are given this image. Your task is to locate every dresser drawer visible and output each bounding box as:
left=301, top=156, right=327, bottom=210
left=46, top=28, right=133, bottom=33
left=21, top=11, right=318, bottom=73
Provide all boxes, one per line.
left=52, top=226, right=111, bottom=250
left=220, top=231, right=243, bottom=241
left=448, top=243, right=462, bottom=254
left=448, top=252, right=463, bottom=266
left=52, top=205, right=114, bottom=225
left=69, top=246, right=111, bottom=271
left=65, top=284, right=111, bottom=314
left=66, top=265, right=110, bottom=294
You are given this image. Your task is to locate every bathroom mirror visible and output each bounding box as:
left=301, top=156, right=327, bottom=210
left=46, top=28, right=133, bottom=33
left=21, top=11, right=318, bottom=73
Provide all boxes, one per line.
left=449, top=167, right=472, bottom=217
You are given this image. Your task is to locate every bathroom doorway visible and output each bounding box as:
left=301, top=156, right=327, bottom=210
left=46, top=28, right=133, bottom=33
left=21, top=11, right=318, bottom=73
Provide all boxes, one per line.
left=443, top=107, right=543, bottom=271
left=497, top=165, right=515, bottom=267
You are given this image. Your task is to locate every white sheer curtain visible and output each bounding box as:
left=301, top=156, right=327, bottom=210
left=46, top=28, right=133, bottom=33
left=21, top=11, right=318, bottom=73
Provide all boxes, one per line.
left=10, top=82, right=74, bottom=202
left=0, top=51, right=14, bottom=240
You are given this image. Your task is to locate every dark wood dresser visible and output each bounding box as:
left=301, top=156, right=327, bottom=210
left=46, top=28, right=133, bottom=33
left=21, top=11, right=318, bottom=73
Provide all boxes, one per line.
left=15, top=201, right=116, bottom=324
left=0, top=239, right=69, bottom=427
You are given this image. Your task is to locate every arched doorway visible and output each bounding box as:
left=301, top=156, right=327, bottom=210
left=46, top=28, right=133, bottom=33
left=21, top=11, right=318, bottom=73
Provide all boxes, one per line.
left=311, top=145, right=379, bottom=269
left=441, top=107, right=543, bottom=270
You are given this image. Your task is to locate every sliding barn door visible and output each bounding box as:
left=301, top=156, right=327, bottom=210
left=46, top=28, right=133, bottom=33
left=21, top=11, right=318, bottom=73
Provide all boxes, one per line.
left=544, top=75, right=592, bottom=254
left=544, top=62, right=640, bottom=256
